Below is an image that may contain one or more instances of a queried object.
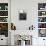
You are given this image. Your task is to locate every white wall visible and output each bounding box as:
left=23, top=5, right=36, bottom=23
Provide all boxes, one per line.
left=11, top=0, right=46, bottom=46
left=11, top=0, right=38, bottom=30
left=11, top=0, right=46, bottom=30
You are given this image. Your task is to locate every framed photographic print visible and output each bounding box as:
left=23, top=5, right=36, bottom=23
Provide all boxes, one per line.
left=19, top=13, right=27, bottom=20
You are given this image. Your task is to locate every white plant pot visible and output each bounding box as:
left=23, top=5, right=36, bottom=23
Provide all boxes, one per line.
left=21, top=40, right=25, bottom=46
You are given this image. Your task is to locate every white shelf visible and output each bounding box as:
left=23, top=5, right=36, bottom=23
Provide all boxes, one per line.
left=38, top=28, right=46, bottom=29
left=38, top=22, right=46, bottom=23
left=0, top=22, right=8, bottom=23
left=0, top=10, right=8, bottom=11
left=0, top=16, right=8, bottom=17
left=38, top=10, right=46, bottom=11
left=38, top=16, right=46, bottom=17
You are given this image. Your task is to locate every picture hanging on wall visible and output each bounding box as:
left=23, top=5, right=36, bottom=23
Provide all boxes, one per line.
left=19, top=10, right=27, bottom=20
left=19, top=13, right=27, bottom=20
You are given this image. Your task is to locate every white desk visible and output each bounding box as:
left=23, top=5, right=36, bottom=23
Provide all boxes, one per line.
left=9, top=30, right=37, bottom=46
left=0, top=35, right=8, bottom=45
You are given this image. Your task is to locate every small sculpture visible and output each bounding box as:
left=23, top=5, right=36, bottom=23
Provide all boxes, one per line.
left=29, top=25, right=35, bottom=30
left=11, top=23, right=16, bottom=30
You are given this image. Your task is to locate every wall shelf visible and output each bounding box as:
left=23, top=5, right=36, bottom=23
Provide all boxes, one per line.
left=0, top=16, right=8, bottom=17
left=0, top=22, right=8, bottom=23
left=38, top=3, right=46, bottom=37
left=38, top=10, right=46, bottom=11
left=38, top=16, right=46, bottom=17
left=38, top=22, right=46, bottom=23
left=0, top=3, right=8, bottom=37
left=0, top=10, right=8, bottom=11
left=38, top=28, right=46, bottom=29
